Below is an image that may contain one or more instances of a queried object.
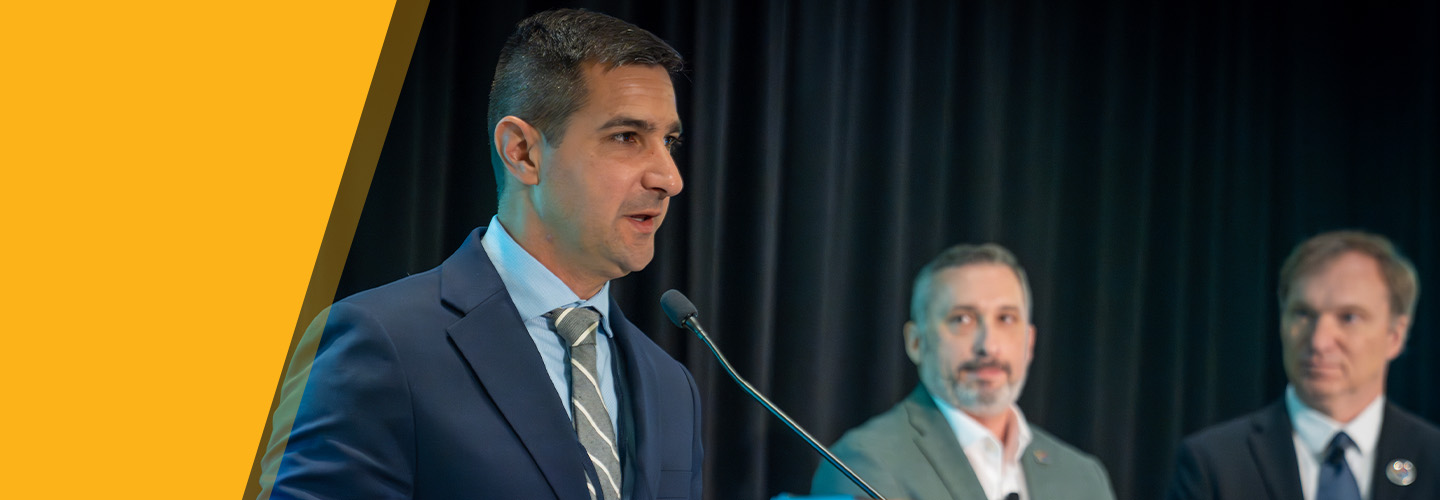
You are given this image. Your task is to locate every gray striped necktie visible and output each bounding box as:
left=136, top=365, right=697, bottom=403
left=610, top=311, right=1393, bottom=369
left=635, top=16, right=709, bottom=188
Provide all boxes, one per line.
left=548, top=306, right=621, bottom=500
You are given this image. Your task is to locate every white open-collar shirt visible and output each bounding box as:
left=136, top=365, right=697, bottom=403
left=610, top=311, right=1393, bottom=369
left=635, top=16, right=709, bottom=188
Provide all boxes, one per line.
left=933, top=394, right=1034, bottom=500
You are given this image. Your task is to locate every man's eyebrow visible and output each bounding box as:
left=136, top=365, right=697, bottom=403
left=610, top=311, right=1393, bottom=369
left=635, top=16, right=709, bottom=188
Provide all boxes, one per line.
left=598, top=116, right=683, bottom=135
left=946, top=304, right=1021, bottom=313
left=1285, top=301, right=1316, bottom=313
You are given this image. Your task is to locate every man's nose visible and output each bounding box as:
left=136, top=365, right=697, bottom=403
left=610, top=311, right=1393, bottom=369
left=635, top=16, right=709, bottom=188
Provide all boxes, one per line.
left=643, top=145, right=683, bottom=197
left=972, top=322, right=993, bottom=358
left=1308, top=315, right=1341, bottom=351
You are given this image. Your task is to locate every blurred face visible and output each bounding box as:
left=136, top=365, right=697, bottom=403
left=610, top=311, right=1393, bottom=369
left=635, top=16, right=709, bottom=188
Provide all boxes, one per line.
left=1282, top=252, right=1407, bottom=415
left=532, top=62, right=684, bottom=284
left=907, top=264, right=1036, bottom=417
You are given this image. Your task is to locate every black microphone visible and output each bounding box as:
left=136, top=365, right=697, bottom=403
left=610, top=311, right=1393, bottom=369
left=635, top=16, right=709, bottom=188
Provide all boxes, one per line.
left=659, top=290, right=887, bottom=500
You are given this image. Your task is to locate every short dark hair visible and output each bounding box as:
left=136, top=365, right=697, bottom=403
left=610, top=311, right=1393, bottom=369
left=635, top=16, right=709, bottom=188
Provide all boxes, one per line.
left=488, top=9, right=684, bottom=194
left=1278, top=230, right=1420, bottom=318
left=910, top=243, right=1033, bottom=325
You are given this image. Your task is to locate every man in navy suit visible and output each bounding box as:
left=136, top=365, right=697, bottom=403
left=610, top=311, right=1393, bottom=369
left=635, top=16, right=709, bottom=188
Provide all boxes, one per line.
left=258, top=9, right=701, bottom=499
left=1166, top=231, right=1439, bottom=500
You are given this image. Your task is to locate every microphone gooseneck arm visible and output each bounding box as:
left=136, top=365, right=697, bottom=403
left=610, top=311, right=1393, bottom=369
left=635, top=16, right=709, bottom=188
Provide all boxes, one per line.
left=673, top=312, right=887, bottom=500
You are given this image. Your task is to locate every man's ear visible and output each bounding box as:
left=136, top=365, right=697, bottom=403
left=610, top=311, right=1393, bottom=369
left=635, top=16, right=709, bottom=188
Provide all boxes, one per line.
left=904, top=321, right=924, bottom=365
left=1387, top=314, right=1411, bottom=360
left=494, top=116, right=543, bottom=187
left=1026, top=324, right=1037, bottom=361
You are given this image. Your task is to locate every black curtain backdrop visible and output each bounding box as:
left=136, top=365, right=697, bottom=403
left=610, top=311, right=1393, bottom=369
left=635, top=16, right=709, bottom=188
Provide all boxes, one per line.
left=334, top=0, right=1440, bottom=498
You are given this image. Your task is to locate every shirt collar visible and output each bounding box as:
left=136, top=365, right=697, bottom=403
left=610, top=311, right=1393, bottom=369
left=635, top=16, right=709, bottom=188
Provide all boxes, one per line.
left=1285, top=384, right=1384, bottom=459
left=479, top=215, right=612, bottom=337
left=931, top=392, right=1034, bottom=461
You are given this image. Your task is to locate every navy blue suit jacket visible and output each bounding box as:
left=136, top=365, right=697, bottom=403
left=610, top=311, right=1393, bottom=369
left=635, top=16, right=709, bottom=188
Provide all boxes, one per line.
left=264, top=227, right=703, bottom=499
left=1166, top=399, right=1440, bottom=500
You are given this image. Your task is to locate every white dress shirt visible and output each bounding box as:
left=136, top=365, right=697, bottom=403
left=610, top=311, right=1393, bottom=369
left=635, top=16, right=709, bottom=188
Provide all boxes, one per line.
left=1286, top=385, right=1386, bottom=500
left=932, top=394, right=1033, bottom=500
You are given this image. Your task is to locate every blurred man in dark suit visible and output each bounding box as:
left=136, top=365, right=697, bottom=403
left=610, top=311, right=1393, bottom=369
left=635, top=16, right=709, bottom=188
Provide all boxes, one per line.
left=1167, top=230, right=1439, bottom=500
left=812, top=243, right=1115, bottom=500
left=259, top=9, right=702, bottom=500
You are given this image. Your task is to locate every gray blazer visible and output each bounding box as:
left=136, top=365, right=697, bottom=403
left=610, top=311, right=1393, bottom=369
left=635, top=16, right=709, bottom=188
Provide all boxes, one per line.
left=811, top=386, right=1116, bottom=500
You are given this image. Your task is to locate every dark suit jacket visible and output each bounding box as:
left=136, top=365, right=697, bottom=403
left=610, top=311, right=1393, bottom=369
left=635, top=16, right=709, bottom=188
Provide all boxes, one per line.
left=1166, top=399, right=1440, bottom=500
left=262, top=227, right=703, bottom=500
left=811, top=386, right=1116, bottom=500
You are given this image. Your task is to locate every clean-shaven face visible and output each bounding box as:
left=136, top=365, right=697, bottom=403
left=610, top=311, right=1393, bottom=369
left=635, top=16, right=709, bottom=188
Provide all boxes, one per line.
left=532, top=62, right=684, bottom=282
left=1282, top=251, right=1406, bottom=413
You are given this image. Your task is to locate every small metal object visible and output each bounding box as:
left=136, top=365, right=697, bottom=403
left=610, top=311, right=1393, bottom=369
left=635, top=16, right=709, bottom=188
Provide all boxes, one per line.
left=1386, top=459, right=1416, bottom=486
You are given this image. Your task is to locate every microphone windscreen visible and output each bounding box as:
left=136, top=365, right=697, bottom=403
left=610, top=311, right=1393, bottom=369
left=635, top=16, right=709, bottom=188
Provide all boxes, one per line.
left=660, top=289, right=699, bottom=328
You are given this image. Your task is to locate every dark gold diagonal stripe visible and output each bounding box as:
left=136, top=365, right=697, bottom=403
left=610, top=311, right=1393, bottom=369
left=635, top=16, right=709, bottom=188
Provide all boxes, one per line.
left=241, top=1, right=430, bottom=498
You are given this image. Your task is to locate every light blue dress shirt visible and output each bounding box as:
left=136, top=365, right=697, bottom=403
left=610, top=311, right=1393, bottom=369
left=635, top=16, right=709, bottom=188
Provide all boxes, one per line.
left=479, top=215, right=620, bottom=436
left=1286, top=384, right=1384, bottom=500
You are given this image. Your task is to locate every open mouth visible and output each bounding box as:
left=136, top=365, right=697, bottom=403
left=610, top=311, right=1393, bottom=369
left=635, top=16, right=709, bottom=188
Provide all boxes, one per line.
left=627, top=215, right=655, bottom=222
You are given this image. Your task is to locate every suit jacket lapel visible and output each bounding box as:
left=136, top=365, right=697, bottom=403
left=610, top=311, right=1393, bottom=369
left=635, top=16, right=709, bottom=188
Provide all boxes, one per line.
left=1371, top=403, right=1420, bottom=500
left=440, top=229, right=590, bottom=500
left=608, top=301, right=661, bottom=499
left=1248, top=400, right=1304, bottom=500
left=1021, top=432, right=1064, bottom=499
left=904, top=387, right=989, bottom=500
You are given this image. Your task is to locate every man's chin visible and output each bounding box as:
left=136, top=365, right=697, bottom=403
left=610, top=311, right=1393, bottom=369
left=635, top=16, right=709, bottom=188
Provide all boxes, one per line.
left=958, top=399, right=1011, bottom=418
left=1294, top=379, right=1347, bottom=402
left=612, top=262, right=651, bottom=280
left=950, top=387, right=1013, bottom=415
left=604, top=240, right=655, bottom=273
left=624, top=250, right=655, bottom=273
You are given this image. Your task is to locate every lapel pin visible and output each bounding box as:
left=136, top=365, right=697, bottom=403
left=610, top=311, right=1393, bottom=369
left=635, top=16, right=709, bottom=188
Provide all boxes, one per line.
left=1386, top=459, right=1415, bottom=487
left=1032, top=449, right=1050, bottom=465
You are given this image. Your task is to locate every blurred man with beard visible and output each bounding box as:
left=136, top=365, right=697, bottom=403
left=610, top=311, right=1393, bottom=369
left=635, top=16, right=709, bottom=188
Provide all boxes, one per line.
left=811, top=244, right=1115, bottom=500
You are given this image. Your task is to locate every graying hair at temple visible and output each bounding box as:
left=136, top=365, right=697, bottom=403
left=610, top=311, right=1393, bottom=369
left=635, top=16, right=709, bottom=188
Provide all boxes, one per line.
left=909, top=243, right=1034, bottom=326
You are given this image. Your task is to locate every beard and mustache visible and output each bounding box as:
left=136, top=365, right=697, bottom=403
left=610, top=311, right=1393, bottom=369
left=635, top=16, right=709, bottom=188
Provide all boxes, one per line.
left=923, top=356, right=1030, bottom=417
